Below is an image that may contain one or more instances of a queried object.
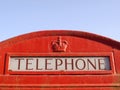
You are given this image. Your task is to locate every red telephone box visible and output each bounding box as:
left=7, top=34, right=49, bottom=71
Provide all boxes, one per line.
left=0, top=30, right=120, bottom=90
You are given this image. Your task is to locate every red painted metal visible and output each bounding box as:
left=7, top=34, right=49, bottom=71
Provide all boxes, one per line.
left=0, top=30, right=120, bottom=90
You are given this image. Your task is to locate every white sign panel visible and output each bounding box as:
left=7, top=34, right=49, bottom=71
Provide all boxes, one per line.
left=9, top=57, right=110, bottom=71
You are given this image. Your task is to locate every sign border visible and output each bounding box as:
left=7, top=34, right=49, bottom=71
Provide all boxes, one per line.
left=5, top=52, right=115, bottom=75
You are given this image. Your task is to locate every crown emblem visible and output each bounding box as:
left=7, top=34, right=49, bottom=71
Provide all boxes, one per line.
left=51, top=36, right=68, bottom=52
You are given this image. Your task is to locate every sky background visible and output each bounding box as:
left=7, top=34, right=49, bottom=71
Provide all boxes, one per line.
left=0, top=0, right=120, bottom=42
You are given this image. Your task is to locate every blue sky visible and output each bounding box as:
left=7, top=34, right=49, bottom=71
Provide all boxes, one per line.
left=0, top=0, right=120, bottom=41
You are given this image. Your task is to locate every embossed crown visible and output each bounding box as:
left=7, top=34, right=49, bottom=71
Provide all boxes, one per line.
left=51, top=37, right=68, bottom=52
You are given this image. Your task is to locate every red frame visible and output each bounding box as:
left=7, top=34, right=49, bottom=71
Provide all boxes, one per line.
left=5, top=52, right=115, bottom=75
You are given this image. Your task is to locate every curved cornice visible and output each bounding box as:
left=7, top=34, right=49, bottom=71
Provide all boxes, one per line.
left=0, top=30, right=120, bottom=49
